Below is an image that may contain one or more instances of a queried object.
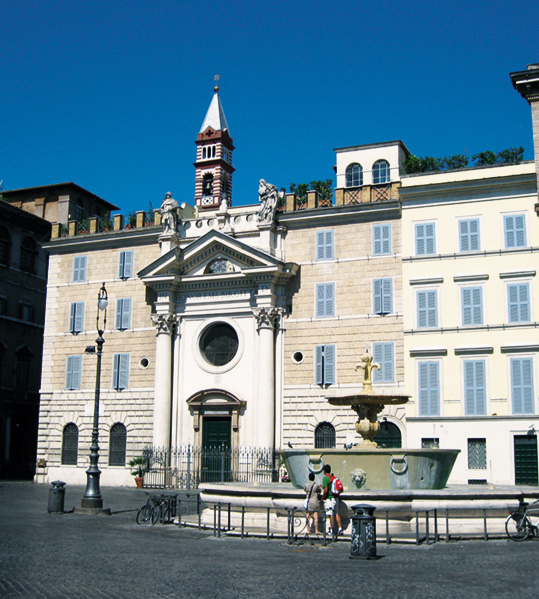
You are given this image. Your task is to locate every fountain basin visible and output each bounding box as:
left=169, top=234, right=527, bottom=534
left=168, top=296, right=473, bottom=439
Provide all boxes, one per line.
left=281, top=448, right=460, bottom=491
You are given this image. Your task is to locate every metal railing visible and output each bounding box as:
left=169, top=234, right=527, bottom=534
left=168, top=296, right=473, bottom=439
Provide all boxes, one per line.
left=142, top=446, right=280, bottom=489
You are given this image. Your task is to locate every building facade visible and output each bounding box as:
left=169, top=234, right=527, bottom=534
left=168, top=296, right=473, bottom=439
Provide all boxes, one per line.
left=0, top=200, right=50, bottom=478
left=34, top=68, right=539, bottom=487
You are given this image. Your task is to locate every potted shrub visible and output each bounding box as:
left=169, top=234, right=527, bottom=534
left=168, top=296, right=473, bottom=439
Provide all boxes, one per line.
left=129, top=456, right=148, bottom=488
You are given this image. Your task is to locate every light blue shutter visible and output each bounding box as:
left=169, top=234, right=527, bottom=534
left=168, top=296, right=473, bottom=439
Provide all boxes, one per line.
left=511, top=358, right=534, bottom=414
left=416, top=223, right=435, bottom=255
left=73, top=256, right=87, bottom=282
left=373, top=342, right=394, bottom=382
left=113, top=354, right=129, bottom=390
left=322, top=283, right=335, bottom=317
left=324, top=345, right=335, bottom=385
left=504, top=215, right=526, bottom=248
left=70, top=302, right=84, bottom=333
left=374, top=280, right=382, bottom=314
left=116, top=299, right=132, bottom=330
left=316, top=231, right=334, bottom=261
left=119, top=251, right=134, bottom=278
left=419, top=361, right=440, bottom=416
left=462, top=287, right=482, bottom=326
left=417, top=290, right=437, bottom=328
left=508, top=283, right=530, bottom=323
left=66, top=356, right=82, bottom=390
left=373, top=224, right=391, bottom=255
left=374, top=279, right=392, bottom=314
left=316, top=284, right=325, bottom=317
left=315, top=346, right=324, bottom=384
left=465, top=360, right=486, bottom=415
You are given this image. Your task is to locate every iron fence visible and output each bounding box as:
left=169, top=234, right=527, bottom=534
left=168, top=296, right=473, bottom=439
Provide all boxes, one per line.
left=142, top=446, right=281, bottom=489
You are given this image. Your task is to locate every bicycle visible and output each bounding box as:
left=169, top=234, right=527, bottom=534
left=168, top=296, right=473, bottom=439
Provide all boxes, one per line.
left=505, top=499, right=539, bottom=541
left=136, top=493, right=161, bottom=525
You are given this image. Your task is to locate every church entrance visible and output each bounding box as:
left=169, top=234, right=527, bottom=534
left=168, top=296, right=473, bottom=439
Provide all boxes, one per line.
left=201, top=416, right=231, bottom=482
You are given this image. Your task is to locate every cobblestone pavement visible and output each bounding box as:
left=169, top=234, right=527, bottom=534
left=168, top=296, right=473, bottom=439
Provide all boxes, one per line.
left=1, top=481, right=539, bottom=598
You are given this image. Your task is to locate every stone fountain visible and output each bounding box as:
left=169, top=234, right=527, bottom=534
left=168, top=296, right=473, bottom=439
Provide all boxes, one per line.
left=281, top=351, right=459, bottom=491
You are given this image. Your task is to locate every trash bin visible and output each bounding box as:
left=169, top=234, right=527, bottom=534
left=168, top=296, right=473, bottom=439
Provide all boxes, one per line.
left=350, top=503, right=376, bottom=559
left=48, top=481, right=66, bottom=513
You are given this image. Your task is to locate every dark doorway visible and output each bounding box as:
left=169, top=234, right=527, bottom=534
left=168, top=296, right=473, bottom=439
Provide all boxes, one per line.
left=374, top=421, right=402, bottom=449
left=514, top=434, right=538, bottom=485
left=201, top=417, right=231, bottom=482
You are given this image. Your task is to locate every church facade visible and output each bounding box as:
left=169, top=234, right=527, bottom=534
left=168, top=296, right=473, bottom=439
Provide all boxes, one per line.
left=35, top=74, right=539, bottom=487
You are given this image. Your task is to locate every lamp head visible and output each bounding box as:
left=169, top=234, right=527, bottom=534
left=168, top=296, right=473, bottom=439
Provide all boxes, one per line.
left=97, top=283, right=108, bottom=311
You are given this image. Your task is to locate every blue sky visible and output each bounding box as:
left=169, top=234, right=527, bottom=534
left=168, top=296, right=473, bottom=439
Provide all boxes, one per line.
left=1, top=0, right=537, bottom=214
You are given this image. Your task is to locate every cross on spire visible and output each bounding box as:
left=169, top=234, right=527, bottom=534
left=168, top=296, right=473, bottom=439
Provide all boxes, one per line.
left=214, top=74, right=220, bottom=93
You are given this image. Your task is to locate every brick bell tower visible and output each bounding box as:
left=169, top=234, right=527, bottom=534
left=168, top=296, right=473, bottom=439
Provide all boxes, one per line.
left=194, top=78, right=235, bottom=209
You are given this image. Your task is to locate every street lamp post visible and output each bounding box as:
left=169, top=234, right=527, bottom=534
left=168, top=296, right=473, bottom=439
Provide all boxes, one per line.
left=81, top=282, right=108, bottom=510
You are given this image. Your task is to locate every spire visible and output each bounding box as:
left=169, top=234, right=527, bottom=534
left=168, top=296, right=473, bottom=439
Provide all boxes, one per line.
left=199, top=81, right=229, bottom=134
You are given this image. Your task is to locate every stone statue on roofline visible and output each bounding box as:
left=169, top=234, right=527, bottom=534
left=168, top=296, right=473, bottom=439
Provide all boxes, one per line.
left=258, top=179, right=279, bottom=223
left=160, top=191, right=179, bottom=234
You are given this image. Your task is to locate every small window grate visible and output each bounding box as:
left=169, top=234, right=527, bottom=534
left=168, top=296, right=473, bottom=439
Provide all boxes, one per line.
left=315, top=422, right=336, bottom=448
left=468, top=438, right=487, bottom=469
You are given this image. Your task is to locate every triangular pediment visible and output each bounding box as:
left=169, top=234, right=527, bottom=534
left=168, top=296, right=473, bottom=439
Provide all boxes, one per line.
left=138, top=230, right=291, bottom=282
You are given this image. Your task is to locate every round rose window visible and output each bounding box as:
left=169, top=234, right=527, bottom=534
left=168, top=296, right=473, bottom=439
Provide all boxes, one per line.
left=199, top=323, right=239, bottom=366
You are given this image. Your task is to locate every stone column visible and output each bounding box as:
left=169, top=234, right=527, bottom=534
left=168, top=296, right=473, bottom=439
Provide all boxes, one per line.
left=151, top=314, right=176, bottom=448
left=253, top=308, right=281, bottom=450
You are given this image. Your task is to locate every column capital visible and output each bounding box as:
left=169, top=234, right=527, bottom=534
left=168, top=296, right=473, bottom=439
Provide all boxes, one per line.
left=151, top=313, right=177, bottom=335
left=252, top=307, right=283, bottom=330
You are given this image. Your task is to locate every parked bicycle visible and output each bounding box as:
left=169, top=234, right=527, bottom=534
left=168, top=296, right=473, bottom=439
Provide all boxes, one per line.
left=505, top=499, right=539, bottom=541
left=136, top=493, right=177, bottom=525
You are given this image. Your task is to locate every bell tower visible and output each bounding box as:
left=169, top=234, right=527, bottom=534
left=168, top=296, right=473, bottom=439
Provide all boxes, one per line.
left=194, top=77, right=235, bottom=209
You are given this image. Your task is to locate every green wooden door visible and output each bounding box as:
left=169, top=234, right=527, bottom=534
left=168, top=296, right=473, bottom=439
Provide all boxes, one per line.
left=514, top=435, right=538, bottom=485
left=201, top=417, right=231, bottom=482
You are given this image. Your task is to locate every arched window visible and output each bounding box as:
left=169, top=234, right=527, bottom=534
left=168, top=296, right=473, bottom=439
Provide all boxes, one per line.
left=62, top=423, right=79, bottom=465
left=109, top=423, right=127, bottom=466
left=345, top=163, right=363, bottom=187
left=374, top=420, right=402, bottom=448
left=315, top=422, right=336, bottom=448
left=20, top=237, right=37, bottom=273
left=373, top=160, right=390, bottom=184
left=0, top=226, right=11, bottom=266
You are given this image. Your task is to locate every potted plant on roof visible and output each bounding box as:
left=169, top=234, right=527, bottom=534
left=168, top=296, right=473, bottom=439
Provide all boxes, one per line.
left=129, top=456, right=149, bottom=488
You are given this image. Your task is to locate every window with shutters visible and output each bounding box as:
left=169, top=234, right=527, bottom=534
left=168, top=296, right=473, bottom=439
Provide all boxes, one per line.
left=119, top=250, right=134, bottom=279
left=373, top=278, right=393, bottom=315
left=415, top=222, right=436, bottom=255
left=315, top=422, right=336, bottom=448
left=315, top=283, right=335, bottom=318
left=69, top=302, right=85, bottom=334
left=345, top=163, right=363, bottom=187
left=315, top=344, right=335, bottom=385
left=62, top=423, right=79, bottom=465
left=373, top=223, right=391, bottom=255
left=510, top=357, right=534, bottom=414
left=461, top=287, right=483, bottom=326
left=109, top=423, right=127, bottom=466
left=72, top=255, right=87, bottom=282
left=507, top=283, right=530, bottom=323
left=417, top=289, right=438, bottom=328
left=418, top=361, right=440, bottom=416
left=113, top=353, right=130, bottom=391
left=504, top=214, right=526, bottom=249
left=115, top=298, right=132, bottom=331
left=468, top=438, right=487, bottom=469
left=316, top=230, right=334, bottom=261
left=66, top=355, right=82, bottom=390
left=463, top=360, right=487, bottom=415
left=458, top=218, right=480, bottom=252
left=373, top=342, right=394, bottom=382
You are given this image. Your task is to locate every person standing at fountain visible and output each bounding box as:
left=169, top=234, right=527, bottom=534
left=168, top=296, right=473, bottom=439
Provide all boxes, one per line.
left=303, top=472, right=322, bottom=534
left=322, top=464, right=343, bottom=536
